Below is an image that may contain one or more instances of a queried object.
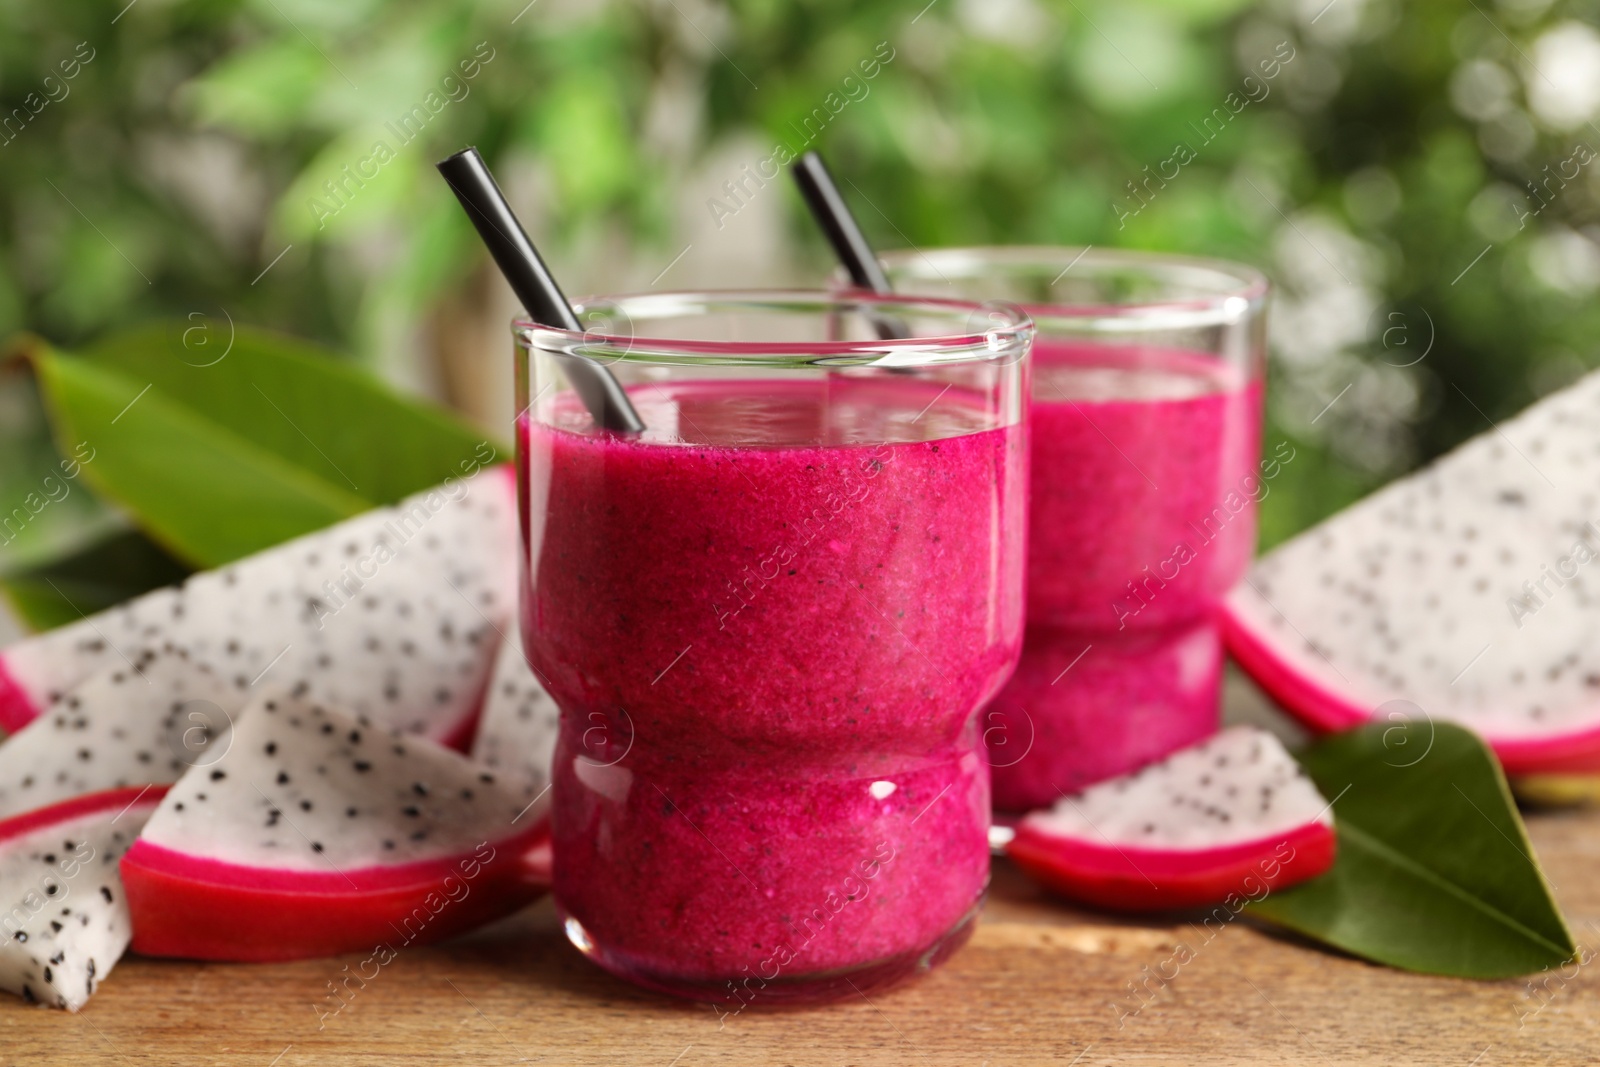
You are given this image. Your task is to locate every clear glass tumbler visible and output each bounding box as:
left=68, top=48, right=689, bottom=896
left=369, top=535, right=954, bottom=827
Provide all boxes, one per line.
left=878, top=249, right=1268, bottom=813
left=513, top=291, right=1032, bottom=1006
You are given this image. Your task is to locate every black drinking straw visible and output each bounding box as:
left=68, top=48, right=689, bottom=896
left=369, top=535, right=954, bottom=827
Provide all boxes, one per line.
left=436, top=147, right=643, bottom=433
left=790, top=151, right=906, bottom=340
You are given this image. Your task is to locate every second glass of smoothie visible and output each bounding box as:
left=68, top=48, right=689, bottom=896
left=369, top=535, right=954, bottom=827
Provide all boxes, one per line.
left=880, top=249, right=1267, bottom=813
left=515, top=291, right=1031, bottom=1004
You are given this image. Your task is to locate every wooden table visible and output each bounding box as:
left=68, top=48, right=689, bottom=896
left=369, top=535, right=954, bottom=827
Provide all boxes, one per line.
left=7, top=682, right=1599, bottom=1065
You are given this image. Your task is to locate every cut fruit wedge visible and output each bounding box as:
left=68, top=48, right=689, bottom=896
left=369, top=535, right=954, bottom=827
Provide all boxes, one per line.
left=0, top=786, right=165, bottom=1010
left=1224, top=368, right=1600, bottom=775
left=0, top=648, right=234, bottom=821
left=121, top=695, right=549, bottom=961
left=470, top=629, right=560, bottom=811
left=0, top=468, right=517, bottom=748
left=1007, top=727, right=1336, bottom=911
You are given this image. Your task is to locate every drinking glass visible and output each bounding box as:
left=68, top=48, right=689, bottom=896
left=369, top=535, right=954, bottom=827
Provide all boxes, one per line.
left=514, top=291, right=1032, bottom=1004
left=878, top=249, right=1267, bottom=812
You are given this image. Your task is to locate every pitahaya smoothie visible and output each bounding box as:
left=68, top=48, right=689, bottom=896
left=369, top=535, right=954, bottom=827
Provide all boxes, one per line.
left=518, top=377, right=1024, bottom=1000
left=987, top=340, right=1264, bottom=811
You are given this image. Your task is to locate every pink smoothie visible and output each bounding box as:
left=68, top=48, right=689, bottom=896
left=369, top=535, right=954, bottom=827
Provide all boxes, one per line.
left=518, top=377, right=1024, bottom=999
left=987, top=340, right=1263, bottom=811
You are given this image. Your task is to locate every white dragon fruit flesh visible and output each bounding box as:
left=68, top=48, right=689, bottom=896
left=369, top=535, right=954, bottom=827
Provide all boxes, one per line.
left=1225, top=368, right=1600, bottom=774
left=1008, top=726, right=1336, bottom=910
left=0, top=787, right=163, bottom=1010
left=0, top=648, right=234, bottom=821
left=470, top=630, right=560, bottom=809
left=0, top=468, right=516, bottom=747
left=121, top=694, right=550, bottom=960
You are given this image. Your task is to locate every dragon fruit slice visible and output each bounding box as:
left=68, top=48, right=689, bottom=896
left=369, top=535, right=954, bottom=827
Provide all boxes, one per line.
left=1224, top=370, right=1600, bottom=774
left=470, top=631, right=560, bottom=808
left=121, top=694, right=549, bottom=961
left=1007, top=726, right=1336, bottom=911
left=0, top=467, right=515, bottom=746
left=469, top=633, right=559, bottom=887
left=0, top=786, right=164, bottom=1010
left=0, top=648, right=235, bottom=821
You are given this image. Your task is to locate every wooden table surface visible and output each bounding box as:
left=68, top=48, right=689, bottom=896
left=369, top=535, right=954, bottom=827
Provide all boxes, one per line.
left=6, top=683, right=1599, bottom=1066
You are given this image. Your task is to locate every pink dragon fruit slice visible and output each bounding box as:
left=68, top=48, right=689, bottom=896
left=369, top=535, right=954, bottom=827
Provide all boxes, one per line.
left=121, top=693, right=549, bottom=961
left=470, top=631, right=560, bottom=809
left=1224, top=370, right=1600, bottom=774
left=0, top=467, right=516, bottom=747
left=469, top=633, right=559, bottom=886
left=1007, top=726, right=1335, bottom=911
left=0, top=786, right=165, bottom=1010
left=0, top=648, right=235, bottom=821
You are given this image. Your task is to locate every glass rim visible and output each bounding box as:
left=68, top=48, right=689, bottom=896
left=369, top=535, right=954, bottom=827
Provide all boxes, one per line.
left=513, top=288, right=1035, bottom=369
left=872, top=246, right=1269, bottom=332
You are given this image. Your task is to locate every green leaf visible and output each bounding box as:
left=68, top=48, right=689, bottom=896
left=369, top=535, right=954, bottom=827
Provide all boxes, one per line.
left=0, top=372, right=121, bottom=578
left=1250, top=722, right=1576, bottom=979
left=27, top=325, right=500, bottom=568
left=1, top=526, right=191, bottom=631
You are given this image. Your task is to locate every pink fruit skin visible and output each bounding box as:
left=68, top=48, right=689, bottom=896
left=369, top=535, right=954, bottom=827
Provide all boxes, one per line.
left=988, top=342, right=1262, bottom=811
left=0, top=785, right=167, bottom=844
left=0, top=659, right=37, bottom=734
left=520, top=378, right=1022, bottom=984
left=1007, top=818, right=1335, bottom=912
left=1221, top=603, right=1600, bottom=775
left=119, top=820, right=551, bottom=962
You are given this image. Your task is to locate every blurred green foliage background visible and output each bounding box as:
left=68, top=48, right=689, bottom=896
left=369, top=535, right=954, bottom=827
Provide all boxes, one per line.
left=1, top=0, right=1598, bottom=578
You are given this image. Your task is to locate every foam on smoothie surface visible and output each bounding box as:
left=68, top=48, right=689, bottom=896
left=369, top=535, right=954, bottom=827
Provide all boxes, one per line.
left=541, top=377, right=999, bottom=446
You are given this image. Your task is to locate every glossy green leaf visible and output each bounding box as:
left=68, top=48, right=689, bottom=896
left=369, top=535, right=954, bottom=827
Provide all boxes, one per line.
left=28, top=325, right=501, bottom=568
left=1250, top=723, right=1576, bottom=980
left=0, top=371, right=120, bottom=580
left=1, top=526, right=191, bottom=632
